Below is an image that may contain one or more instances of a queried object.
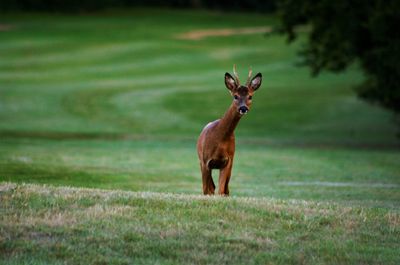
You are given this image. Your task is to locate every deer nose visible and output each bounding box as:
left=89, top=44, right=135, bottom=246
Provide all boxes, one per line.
left=239, top=106, right=248, bottom=115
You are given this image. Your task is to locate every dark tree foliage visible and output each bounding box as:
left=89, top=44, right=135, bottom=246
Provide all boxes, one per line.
left=278, top=0, right=400, bottom=114
left=0, top=0, right=276, bottom=13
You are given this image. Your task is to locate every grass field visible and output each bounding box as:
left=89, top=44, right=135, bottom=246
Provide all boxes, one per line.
left=1, top=183, right=399, bottom=264
left=0, top=8, right=399, bottom=264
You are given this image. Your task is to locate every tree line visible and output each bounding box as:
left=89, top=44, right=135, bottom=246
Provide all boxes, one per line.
left=0, top=0, right=276, bottom=12
left=279, top=0, right=400, bottom=123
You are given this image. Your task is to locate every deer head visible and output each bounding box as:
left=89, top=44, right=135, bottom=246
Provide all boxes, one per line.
left=224, top=65, right=262, bottom=115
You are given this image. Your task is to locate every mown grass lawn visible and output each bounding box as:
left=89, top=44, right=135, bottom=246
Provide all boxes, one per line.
left=0, top=8, right=399, bottom=264
left=1, top=138, right=399, bottom=208
left=1, top=183, right=399, bottom=265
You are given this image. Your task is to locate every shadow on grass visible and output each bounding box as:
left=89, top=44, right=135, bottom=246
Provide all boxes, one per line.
left=0, top=161, right=115, bottom=189
left=1, top=130, right=399, bottom=151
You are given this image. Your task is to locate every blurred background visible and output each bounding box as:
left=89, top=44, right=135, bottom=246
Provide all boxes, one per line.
left=0, top=0, right=399, bottom=206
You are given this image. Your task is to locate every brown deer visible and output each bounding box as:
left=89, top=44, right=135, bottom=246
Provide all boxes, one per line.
left=197, top=66, right=262, bottom=195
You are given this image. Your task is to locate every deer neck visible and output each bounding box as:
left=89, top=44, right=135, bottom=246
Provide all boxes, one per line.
left=217, top=102, right=242, bottom=139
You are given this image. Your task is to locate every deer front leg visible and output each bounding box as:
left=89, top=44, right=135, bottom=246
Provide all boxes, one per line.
left=201, top=163, right=215, bottom=195
left=218, top=159, right=233, bottom=196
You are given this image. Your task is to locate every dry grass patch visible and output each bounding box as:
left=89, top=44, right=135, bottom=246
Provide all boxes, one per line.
left=175, top=26, right=272, bottom=40
left=0, top=24, right=14, bottom=31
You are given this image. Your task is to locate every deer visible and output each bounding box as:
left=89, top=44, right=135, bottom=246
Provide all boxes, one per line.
left=197, top=66, right=262, bottom=196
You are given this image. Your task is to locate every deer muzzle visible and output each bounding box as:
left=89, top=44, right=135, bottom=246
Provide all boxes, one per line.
left=239, top=106, right=249, bottom=115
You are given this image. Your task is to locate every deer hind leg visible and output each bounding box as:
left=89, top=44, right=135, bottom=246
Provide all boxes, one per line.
left=218, top=159, right=232, bottom=196
left=200, top=163, right=215, bottom=195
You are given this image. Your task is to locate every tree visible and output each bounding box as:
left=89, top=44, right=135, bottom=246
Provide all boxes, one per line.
left=278, top=0, right=400, bottom=116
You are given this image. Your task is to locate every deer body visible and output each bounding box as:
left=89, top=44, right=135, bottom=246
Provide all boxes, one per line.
left=197, top=67, right=262, bottom=195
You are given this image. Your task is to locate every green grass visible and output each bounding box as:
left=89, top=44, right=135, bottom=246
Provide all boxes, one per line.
left=0, top=8, right=399, bottom=264
left=1, top=138, right=399, bottom=208
left=1, top=9, right=397, bottom=143
left=1, top=183, right=399, bottom=265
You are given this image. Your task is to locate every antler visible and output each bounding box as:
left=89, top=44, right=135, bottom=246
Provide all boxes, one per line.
left=233, top=64, right=240, bottom=85
left=245, top=67, right=253, bottom=86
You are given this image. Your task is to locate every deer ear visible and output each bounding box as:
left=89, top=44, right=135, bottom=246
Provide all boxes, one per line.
left=225, top=72, right=237, bottom=91
left=249, top=73, right=262, bottom=91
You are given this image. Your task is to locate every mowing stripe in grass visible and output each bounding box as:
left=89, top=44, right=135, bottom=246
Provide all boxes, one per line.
left=279, top=181, right=400, bottom=188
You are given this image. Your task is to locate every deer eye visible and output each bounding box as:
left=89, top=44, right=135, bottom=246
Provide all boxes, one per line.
left=234, top=95, right=239, bottom=100
left=248, top=96, right=253, bottom=100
